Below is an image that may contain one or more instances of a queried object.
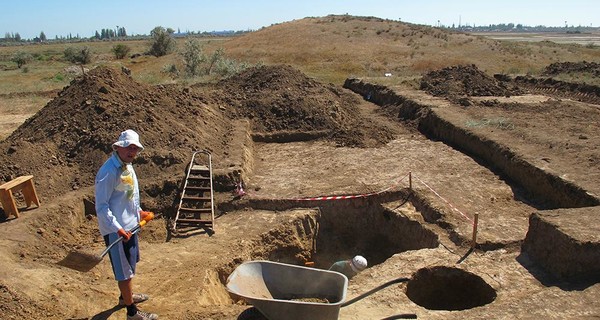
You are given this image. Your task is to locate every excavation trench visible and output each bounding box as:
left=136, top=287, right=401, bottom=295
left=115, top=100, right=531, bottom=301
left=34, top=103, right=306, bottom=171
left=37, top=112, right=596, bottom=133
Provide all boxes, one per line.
left=343, top=78, right=600, bottom=209
left=217, top=198, right=499, bottom=312
left=219, top=193, right=439, bottom=272
left=217, top=195, right=497, bottom=313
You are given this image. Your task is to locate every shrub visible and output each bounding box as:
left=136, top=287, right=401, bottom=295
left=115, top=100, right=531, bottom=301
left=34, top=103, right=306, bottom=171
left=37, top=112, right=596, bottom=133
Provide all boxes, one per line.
left=64, top=46, right=92, bottom=64
left=112, top=44, right=131, bottom=59
left=180, top=38, right=205, bottom=76
left=207, top=48, right=224, bottom=75
left=163, top=64, right=179, bottom=78
left=11, top=51, right=33, bottom=68
left=149, top=26, right=176, bottom=57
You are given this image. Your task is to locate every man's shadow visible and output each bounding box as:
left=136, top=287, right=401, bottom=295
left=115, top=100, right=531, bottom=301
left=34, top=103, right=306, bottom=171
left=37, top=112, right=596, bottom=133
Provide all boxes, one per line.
left=91, top=305, right=123, bottom=320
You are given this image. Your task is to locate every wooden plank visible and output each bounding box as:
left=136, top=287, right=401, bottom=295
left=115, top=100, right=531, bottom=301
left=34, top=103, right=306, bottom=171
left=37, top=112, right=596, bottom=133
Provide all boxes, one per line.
left=182, top=196, right=211, bottom=201
left=191, top=165, right=209, bottom=171
left=0, top=175, right=33, bottom=190
left=0, top=189, right=18, bottom=218
left=179, top=207, right=212, bottom=213
left=176, top=218, right=213, bottom=224
left=22, top=179, right=40, bottom=207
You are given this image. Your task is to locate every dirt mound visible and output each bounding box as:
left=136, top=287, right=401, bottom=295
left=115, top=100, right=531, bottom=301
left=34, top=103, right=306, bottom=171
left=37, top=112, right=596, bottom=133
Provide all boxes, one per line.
left=0, top=66, right=232, bottom=202
left=214, top=64, right=396, bottom=147
left=420, top=64, right=517, bottom=100
left=513, top=75, right=600, bottom=104
left=542, top=61, right=600, bottom=77
left=217, top=64, right=357, bottom=132
left=0, top=64, right=397, bottom=208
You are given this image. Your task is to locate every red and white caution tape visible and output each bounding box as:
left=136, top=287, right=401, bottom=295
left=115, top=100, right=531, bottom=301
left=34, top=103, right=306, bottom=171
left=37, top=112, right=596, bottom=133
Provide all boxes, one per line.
left=413, top=174, right=474, bottom=225
left=288, top=172, right=411, bottom=201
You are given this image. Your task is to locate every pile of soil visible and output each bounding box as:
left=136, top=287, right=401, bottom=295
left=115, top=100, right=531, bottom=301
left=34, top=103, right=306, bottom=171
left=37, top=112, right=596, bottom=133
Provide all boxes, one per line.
left=419, top=64, right=518, bottom=100
left=542, top=61, right=600, bottom=77
left=0, top=66, right=232, bottom=204
left=216, top=65, right=356, bottom=133
left=0, top=64, right=394, bottom=206
left=214, top=64, right=396, bottom=147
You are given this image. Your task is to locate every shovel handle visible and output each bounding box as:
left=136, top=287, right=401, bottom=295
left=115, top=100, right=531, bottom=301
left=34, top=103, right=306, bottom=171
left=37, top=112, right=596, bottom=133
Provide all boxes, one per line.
left=341, top=277, right=410, bottom=307
left=99, top=225, right=142, bottom=258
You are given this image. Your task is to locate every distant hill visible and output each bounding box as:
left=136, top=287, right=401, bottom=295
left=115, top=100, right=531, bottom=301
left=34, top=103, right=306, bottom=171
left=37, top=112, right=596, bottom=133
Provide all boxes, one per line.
left=218, top=15, right=600, bottom=84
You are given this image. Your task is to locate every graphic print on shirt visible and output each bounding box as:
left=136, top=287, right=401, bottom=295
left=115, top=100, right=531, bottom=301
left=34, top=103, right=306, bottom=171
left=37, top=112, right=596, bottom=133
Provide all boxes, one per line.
left=115, top=166, right=134, bottom=200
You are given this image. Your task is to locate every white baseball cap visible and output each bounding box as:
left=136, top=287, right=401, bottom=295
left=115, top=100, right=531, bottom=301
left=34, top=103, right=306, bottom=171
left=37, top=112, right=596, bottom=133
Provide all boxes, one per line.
left=350, top=255, right=368, bottom=273
left=112, top=129, right=144, bottom=150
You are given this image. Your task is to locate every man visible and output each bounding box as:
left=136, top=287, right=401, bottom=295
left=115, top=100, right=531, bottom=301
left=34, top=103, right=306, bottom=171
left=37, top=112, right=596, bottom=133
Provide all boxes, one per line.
left=95, top=129, right=158, bottom=320
left=329, top=255, right=368, bottom=279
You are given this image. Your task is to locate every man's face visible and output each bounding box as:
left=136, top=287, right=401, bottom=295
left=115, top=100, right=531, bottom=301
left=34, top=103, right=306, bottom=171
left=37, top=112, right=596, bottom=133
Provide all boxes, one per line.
left=116, top=145, right=140, bottom=163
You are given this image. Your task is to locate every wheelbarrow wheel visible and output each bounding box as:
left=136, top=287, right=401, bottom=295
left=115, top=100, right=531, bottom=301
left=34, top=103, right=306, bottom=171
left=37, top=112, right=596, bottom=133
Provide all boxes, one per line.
left=237, top=307, right=268, bottom=320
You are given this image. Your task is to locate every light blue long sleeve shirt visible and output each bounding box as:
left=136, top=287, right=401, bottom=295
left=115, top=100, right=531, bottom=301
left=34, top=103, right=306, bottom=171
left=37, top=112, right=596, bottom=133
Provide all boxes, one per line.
left=95, top=152, right=141, bottom=236
left=329, top=260, right=358, bottom=279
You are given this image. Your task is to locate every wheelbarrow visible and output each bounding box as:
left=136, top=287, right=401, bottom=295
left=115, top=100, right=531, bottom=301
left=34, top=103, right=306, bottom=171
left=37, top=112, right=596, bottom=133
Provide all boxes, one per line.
left=226, top=260, right=416, bottom=320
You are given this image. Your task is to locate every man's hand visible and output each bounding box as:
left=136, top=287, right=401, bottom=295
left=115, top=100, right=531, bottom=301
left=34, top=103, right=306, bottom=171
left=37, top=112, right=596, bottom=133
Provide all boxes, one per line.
left=140, top=211, right=155, bottom=222
left=117, top=228, right=132, bottom=242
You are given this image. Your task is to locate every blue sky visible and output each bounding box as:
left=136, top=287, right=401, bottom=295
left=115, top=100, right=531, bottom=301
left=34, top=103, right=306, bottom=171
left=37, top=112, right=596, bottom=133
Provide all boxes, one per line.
left=2, top=0, right=599, bottom=39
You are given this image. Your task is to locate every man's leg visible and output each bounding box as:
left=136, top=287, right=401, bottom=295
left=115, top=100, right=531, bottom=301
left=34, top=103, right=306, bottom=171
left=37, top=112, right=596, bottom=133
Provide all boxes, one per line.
left=118, top=278, right=134, bottom=306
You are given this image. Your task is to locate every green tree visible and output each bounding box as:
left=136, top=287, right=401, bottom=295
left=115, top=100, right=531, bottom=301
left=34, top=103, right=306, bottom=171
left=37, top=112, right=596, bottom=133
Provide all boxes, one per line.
left=112, top=43, right=131, bottom=59
left=149, top=26, right=176, bottom=57
left=207, top=48, right=224, bottom=75
left=11, top=51, right=33, bottom=68
left=64, top=46, right=92, bottom=64
left=180, top=38, right=205, bottom=76
left=117, top=27, right=127, bottom=37
left=39, top=31, right=46, bottom=42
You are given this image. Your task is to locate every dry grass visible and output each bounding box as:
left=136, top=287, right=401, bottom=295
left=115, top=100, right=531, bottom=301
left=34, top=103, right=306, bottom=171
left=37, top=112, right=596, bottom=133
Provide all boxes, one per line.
left=0, top=95, right=52, bottom=139
left=0, top=15, right=599, bottom=120
left=220, top=15, right=600, bottom=84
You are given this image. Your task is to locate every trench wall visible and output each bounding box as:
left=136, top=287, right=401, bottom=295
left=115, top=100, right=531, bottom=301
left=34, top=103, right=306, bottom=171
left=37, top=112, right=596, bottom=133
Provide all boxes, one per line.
left=218, top=190, right=440, bottom=267
left=522, top=210, right=600, bottom=283
left=213, top=119, right=255, bottom=191
left=316, top=196, right=439, bottom=265
left=343, top=78, right=600, bottom=209
left=216, top=211, right=320, bottom=285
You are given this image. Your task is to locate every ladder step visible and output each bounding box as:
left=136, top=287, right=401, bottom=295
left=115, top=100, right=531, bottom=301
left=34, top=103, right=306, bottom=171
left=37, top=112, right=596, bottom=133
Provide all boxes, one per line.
left=179, top=207, right=212, bottom=213
left=185, top=186, right=211, bottom=191
left=191, top=165, right=209, bottom=171
left=187, top=176, right=210, bottom=180
left=176, top=218, right=213, bottom=224
left=182, top=196, right=211, bottom=201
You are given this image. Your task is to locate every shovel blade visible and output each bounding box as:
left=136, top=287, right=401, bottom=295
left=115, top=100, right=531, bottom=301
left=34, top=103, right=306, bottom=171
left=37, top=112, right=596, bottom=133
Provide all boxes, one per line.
left=57, top=250, right=103, bottom=272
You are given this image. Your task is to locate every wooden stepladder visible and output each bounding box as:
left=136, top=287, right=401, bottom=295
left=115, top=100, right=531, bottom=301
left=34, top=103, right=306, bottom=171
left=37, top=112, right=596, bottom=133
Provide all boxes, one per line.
left=173, top=150, right=215, bottom=232
left=0, top=175, right=40, bottom=218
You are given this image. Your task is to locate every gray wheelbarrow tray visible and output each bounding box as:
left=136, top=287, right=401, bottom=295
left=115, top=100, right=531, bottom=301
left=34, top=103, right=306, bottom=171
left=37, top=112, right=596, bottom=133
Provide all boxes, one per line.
left=226, top=260, right=411, bottom=320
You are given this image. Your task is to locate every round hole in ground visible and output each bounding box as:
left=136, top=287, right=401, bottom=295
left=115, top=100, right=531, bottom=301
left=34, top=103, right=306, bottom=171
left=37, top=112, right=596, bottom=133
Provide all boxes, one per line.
left=312, top=201, right=439, bottom=269
left=405, top=266, right=497, bottom=311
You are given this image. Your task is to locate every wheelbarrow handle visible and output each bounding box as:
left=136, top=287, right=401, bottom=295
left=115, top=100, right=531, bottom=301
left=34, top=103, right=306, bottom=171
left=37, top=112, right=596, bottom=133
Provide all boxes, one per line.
left=99, top=225, right=142, bottom=258
left=341, top=277, right=410, bottom=307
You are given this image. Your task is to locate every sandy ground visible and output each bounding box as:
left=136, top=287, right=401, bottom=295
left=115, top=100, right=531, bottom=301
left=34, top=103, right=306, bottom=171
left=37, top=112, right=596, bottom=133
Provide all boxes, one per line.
left=1, top=64, right=600, bottom=319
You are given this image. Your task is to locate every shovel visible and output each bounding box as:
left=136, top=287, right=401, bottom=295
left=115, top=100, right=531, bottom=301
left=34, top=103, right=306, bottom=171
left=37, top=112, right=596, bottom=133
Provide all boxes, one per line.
left=58, top=212, right=155, bottom=272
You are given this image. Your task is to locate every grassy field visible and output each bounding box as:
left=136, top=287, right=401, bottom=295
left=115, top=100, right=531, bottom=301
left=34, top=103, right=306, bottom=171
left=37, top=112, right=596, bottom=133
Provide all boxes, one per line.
left=0, top=37, right=232, bottom=94
left=1, top=17, right=599, bottom=94
left=472, top=31, right=600, bottom=46
left=0, top=16, right=599, bottom=138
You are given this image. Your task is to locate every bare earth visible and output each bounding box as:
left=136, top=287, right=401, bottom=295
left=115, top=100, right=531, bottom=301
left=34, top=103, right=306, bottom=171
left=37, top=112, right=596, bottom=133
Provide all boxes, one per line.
left=0, top=63, right=599, bottom=320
